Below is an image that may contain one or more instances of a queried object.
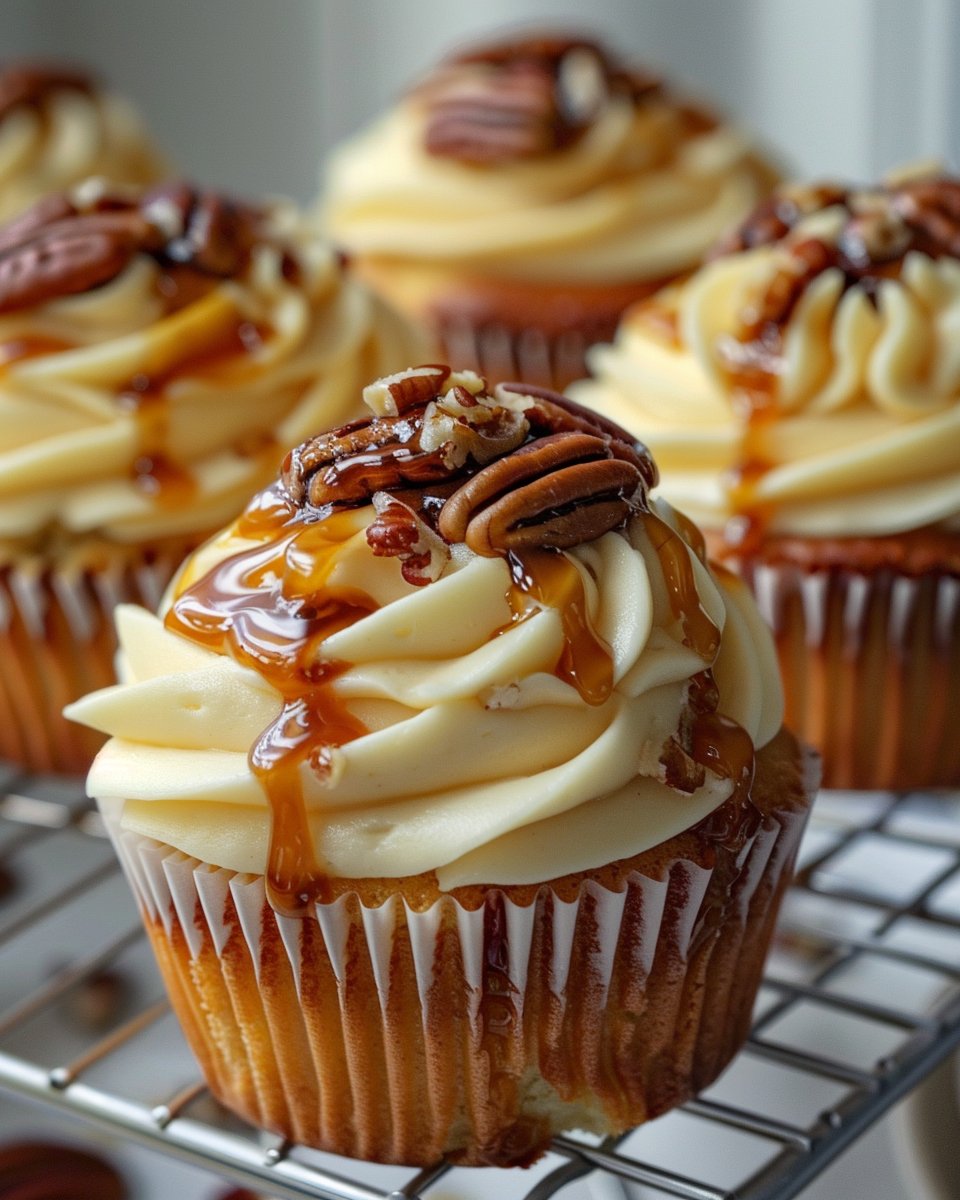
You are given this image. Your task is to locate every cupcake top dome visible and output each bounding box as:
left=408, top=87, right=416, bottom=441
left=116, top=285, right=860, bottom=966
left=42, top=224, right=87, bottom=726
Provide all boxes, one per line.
left=68, top=369, right=783, bottom=908
left=0, top=62, right=167, bottom=222
left=0, top=178, right=418, bottom=549
left=574, top=168, right=960, bottom=543
left=322, top=30, right=775, bottom=287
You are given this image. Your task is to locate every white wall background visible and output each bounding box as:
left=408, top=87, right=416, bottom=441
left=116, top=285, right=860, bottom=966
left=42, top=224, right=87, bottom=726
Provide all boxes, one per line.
left=2, top=0, right=959, bottom=202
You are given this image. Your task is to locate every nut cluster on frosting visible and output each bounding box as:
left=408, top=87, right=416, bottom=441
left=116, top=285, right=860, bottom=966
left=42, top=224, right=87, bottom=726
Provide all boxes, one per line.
left=0, top=181, right=283, bottom=315
left=418, top=34, right=661, bottom=164
left=710, top=174, right=960, bottom=337
left=0, top=62, right=93, bottom=119
left=281, top=365, right=655, bottom=583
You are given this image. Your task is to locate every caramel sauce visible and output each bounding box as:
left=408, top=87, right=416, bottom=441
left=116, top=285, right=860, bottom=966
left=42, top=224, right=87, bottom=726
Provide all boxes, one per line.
left=506, top=548, right=613, bottom=705
left=0, top=335, right=74, bottom=367
left=165, top=501, right=375, bottom=915
left=642, top=511, right=759, bottom=816
left=118, top=310, right=272, bottom=508
left=716, top=332, right=783, bottom=559
left=641, top=511, right=719, bottom=661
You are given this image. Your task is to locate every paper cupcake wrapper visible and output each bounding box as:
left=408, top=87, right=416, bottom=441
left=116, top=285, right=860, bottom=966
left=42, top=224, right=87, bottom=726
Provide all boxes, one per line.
left=742, top=560, right=960, bottom=790
left=108, top=799, right=805, bottom=1167
left=435, top=317, right=608, bottom=392
left=0, top=548, right=185, bottom=775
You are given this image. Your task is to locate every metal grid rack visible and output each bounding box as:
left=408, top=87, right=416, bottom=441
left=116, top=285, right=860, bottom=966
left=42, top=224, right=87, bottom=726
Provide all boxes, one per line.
left=0, top=768, right=958, bottom=1200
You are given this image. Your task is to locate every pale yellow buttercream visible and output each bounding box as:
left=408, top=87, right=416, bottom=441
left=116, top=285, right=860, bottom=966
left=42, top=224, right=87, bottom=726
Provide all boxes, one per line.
left=0, top=86, right=166, bottom=222
left=0, top=198, right=423, bottom=548
left=67, top=496, right=783, bottom=888
left=574, top=239, right=960, bottom=536
left=322, top=90, right=773, bottom=290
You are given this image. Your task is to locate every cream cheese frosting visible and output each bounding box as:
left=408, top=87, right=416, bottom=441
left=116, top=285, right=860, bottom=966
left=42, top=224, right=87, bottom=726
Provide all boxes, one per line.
left=0, top=181, right=421, bottom=550
left=68, top=370, right=783, bottom=893
left=322, top=37, right=774, bottom=289
left=573, top=173, right=960, bottom=538
left=0, top=64, right=166, bottom=222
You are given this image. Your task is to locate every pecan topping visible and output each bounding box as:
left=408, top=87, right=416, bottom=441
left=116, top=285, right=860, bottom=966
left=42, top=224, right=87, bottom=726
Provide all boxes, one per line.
left=418, top=34, right=659, bottom=164
left=708, top=173, right=960, bottom=388
left=0, top=182, right=277, bottom=314
left=281, top=366, right=654, bottom=565
left=0, top=62, right=93, bottom=121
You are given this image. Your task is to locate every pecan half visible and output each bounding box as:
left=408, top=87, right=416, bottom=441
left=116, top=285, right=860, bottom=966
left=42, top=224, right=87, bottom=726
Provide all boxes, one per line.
left=419, top=34, right=658, bottom=164
left=0, top=182, right=278, bottom=313
left=362, top=364, right=452, bottom=416
left=499, top=382, right=659, bottom=488
left=0, top=214, right=147, bottom=314
left=438, top=431, right=644, bottom=555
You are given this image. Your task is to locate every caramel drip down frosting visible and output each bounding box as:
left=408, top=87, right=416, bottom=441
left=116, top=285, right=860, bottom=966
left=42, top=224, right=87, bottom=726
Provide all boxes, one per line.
left=133, top=369, right=772, bottom=912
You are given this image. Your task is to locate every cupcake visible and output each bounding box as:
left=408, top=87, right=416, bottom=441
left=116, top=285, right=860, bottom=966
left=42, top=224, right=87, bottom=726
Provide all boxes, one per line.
left=67, top=368, right=814, bottom=1166
left=574, top=169, right=960, bottom=790
left=0, top=179, right=421, bottom=774
left=0, top=63, right=167, bottom=222
left=321, top=32, right=777, bottom=391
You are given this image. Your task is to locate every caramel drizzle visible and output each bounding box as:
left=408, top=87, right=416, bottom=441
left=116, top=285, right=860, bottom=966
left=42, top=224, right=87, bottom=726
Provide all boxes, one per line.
left=506, top=549, right=613, bottom=706
left=165, top=495, right=374, bottom=915
left=710, top=176, right=960, bottom=555
left=118, top=315, right=273, bottom=508
left=643, top=510, right=756, bottom=816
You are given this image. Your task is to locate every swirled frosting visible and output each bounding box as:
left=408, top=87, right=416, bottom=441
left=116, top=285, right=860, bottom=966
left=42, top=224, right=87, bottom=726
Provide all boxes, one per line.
left=574, top=172, right=960, bottom=539
left=0, top=180, right=421, bottom=549
left=322, top=34, right=775, bottom=289
left=68, top=371, right=783, bottom=898
left=0, top=63, right=166, bottom=222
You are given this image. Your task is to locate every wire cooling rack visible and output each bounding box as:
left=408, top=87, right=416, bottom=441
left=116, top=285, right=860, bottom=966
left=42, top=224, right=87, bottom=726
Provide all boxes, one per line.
left=0, top=767, right=958, bottom=1200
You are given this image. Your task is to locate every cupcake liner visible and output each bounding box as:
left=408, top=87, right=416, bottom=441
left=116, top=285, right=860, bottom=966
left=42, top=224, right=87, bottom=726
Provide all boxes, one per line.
left=0, top=547, right=186, bottom=775
left=435, top=316, right=610, bottom=392
left=107, top=795, right=807, bottom=1167
left=743, top=560, right=960, bottom=790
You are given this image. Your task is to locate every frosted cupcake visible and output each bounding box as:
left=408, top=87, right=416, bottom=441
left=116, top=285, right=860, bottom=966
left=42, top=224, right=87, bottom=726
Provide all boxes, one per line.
left=0, top=179, right=420, bottom=773
left=0, top=62, right=167, bottom=222
left=68, top=368, right=814, bottom=1166
left=322, top=33, right=777, bottom=391
left=575, top=170, right=960, bottom=789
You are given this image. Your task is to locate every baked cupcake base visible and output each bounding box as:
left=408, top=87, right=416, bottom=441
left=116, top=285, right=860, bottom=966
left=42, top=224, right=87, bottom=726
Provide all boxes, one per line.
left=107, top=728, right=814, bottom=1167
left=718, top=528, right=960, bottom=791
left=0, top=540, right=190, bottom=776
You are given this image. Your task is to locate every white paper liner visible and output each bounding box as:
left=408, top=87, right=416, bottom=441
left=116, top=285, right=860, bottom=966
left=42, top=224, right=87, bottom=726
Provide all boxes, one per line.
left=741, top=560, right=960, bottom=789
left=99, top=787, right=808, bottom=1167
left=0, top=547, right=185, bottom=774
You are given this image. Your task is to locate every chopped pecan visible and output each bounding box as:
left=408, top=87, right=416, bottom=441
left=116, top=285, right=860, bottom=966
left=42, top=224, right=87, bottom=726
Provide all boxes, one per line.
left=438, top=432, right=644, bottom=555
left=366, top=492, right=450, bottom=586
left=362, top=365, right=452, bottom=416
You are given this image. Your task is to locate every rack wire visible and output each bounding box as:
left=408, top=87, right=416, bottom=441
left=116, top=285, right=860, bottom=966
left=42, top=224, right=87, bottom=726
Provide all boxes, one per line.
left=0, top=767, right=958, bottom=1200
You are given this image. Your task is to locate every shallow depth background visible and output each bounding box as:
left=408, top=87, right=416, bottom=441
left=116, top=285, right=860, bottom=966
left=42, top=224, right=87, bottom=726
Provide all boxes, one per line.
left=0, top=3, right=957, bottom=1200
left=3, top=0, right=960, bottom=201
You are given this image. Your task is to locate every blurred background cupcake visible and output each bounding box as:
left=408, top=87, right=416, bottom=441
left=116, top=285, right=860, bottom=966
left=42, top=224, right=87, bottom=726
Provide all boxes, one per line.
left=0, top=61, right=168, bottom=222
left=321, top=30, right=778, bottom=391
left=0, top=178, right=420, bottom=775
left=574, top=167, right=960, bottom=790
left=68, top=370, right=812, bottom=1166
